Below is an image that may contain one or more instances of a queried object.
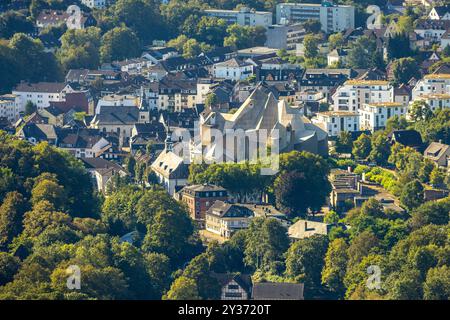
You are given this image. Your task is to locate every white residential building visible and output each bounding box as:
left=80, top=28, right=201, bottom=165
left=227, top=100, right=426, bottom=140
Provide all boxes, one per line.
left=414, top=93, right=450, bottom=112
left=205, top=7, right=272, bottom=28
left=412, top=74, right=450, bottom=100
left=205, top=201, right=254, bottom=239
left=81, top=0, right=108, bottom=9
left=276, top=2, right=355, bottom=33
left=196, top=79, right=217, bottom=105
left=59, top=135, right=112, bottom=159
left=212, top=58, right=254, bottom=81
left=0, top=94, right=20, bottom=122
left=359, top=102, right=407, bottom=131
left=312, top=111, right=360, bottom=137
left=414, top=19, right=450, bottom=45
left=327, top=49, right=348, bottom=66
left=12, top=82, right=73, bottom=112
left=96, top=94, right=138, bottom=113
left=115, top=58, right=152, bottom=74
left=150, top=148, right=189, bottom=196
left=332, top=80, right=394, bottom=112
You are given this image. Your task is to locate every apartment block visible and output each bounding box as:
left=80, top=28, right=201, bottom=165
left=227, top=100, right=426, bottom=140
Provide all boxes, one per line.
left=265, top=23, right=306, bottom=50
left=332, top=80, right=394, bottom=112
left=414, top=93, right=450, bottom=112
left=312, top=111, right=360, bottom=137
left=412, top=74, right=450, bottom=100
left=0, top=94, right=20, bottom=123
left=12, top=82, right=73, bottom=112
left=276, top=2, right=355, bottom=33
left=359, top=102, right=407, bottom=131
left=205, top=7, right=272, bottom=28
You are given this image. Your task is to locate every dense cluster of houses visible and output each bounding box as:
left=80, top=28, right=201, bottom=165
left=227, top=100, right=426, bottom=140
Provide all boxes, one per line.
left=0, top=1, right=450, bottom=221
left=1, top=0, right=450, bottom=301
left=0, top=1, right=449, bottom=250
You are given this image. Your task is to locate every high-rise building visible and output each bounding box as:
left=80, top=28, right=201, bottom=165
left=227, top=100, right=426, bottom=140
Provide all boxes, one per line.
left=276, top=2, right=355, bottom=33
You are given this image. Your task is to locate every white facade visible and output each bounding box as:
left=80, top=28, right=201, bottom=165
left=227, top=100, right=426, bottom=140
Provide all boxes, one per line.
left=96, top=94, right=138, bottom=113
left=60, top=137, right=111, bottom=159
left=151, top=150, right=188, bottom=196
left=312, top=111, right=359, bottom=137
left=196, top=80, right=216, bottom=105
left=412, top=74, right=450, bottom=100
left=0, top=94, right=20, bottom=122
left=414, top=23, right=448, bottom=43
left=212, top=60, right=254, bottom=81
left=118, top=58, right=152, bottom=74
left=81, top=0, right=108, bottom=9
left=359, top=102, right=406, bottom=131
left=205, top=7, right=272, bottom=28
left=220, top=279, right=250, bottom=300
left=276, top=2, right=355, bottom=33
left=205, top=214, right=251, bottom=239
left=12, top=84, right=72, bottom=112
left=332, top=80, right=394, bottom=112
left=414, top=93, right=450, bottom=112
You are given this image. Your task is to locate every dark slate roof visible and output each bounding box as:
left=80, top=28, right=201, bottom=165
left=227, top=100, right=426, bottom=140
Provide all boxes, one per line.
left=350, top=130, right=372, bottom=140
left=210, top=272, right=252, bottom=294
left=301, top=69, right=354, bottom=87
left=20, top=123, right=57, bottom=140
left=57, top=128, right=106, bottom=149
left=159, top=78, right=197, bottom=92
left=25, top=112, right=48, bottom=125
left=357, top=68, right=387, bottom=81
left=202, top=46, right=235, bottom=63
left=134, top=122, right=166, bottom=136
left=206, top=200, right=254, bottom=218
left=181, top=184, right=227, bottom=194
left=394, top=84, right=411, bottom=96
left=92, top=105, right=139, bottom=125
left=81, top=157, right=123, bottom=171
left=433, top=5, right=450, bottom=17
left=159, top=109, right=199, bottom=129
left=415, top=19, right=450, bottom=30
left=14, top=82, right=68, bottom=93
left=390, top=130, right=423, bottom=148
left=252, top=282, right=304, bottom=300
left=43, top=105, right=65, bottom=117
left=160, top=55, right=211, bottom=72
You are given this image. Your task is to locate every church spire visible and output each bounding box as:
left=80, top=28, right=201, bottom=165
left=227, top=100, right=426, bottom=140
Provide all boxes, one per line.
left=165, top=126, right=173, bottom=153
left=139, top=86, right=149, bottom=111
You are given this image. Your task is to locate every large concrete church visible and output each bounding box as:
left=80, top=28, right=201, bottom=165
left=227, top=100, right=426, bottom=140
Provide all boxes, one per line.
left=198, top=83, right=328, bottom=162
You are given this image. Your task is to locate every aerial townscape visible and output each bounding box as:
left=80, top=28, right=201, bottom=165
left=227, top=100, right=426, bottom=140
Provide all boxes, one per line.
left=0, top=0, right=449, bottom=302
